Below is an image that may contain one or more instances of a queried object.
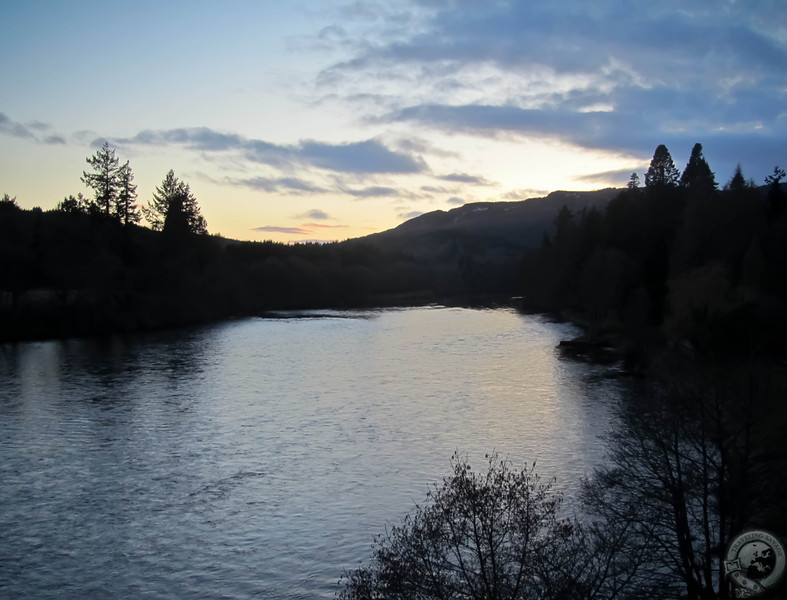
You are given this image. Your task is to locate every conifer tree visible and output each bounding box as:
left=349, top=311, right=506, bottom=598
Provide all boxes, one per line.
left=115, top=161, right=141, bottom=226
left=679, top=143, right=716, bottom=191
left=644, top=144, right=680, bottom=188
left=143, top=170, right=207, bottom=235
left=628, top=172, right=640, bottom=189
left=81, top=142, right=120, bottom=217
left=725, top=164, right=748, bottom=192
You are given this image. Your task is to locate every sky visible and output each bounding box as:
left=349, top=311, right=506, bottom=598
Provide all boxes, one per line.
left=1, top=1, right=785, bottom=243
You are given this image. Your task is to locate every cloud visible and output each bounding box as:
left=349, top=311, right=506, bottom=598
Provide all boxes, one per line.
left=446, top=197, right=465, bottom=206
left=319, top=1, right=787, bottom=182
left=574, top=168, right=641, bottom=187
left=109, top=127, right=427, bottom=175
left=304, top=222, right=348, bottom=229
left=0, top=112, right=39, bottom=140
left=343, top=186, right=401, bottom=198
left=295, top=209, right=332, bottom=220
left=438, top=173, right=496, bottom=185
left=399, top=210, right=424, bottom=220
left=236, top=176, right=328, bottom=194
left=502, top=188, right=550, bottom=200
left=252, top=225, right=311, bottom=235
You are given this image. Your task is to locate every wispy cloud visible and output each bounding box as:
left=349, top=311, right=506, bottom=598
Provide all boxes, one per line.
left=316, top=1, right=787, bottom=180
left=295, top=209, right=332, bottom=220
left=108, top=127, right=427, bottom=175
left=0, top=112, right=65, bottom=144
left=438, top=173, right=496, bottom=185
left=252, top=225, right=312, bottom=235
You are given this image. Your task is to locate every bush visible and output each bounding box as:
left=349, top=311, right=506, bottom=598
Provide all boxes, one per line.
left=337, top=453, right=589, bottom=600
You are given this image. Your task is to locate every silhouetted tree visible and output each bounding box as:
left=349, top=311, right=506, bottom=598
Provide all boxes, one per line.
left=627, top=172, right=640, bottom=189
left=81, top=142, right=120, bottom=217
left=645, top=144, right=680, bottom=188
left=143, top=170, right=207, bottom=235
left=680, top=143, right=717, bottom=193
left=724, top=164, right=750, bottom=192
left=338, top=453, right=613, bottom=600
left=0, top=193, right=19, bottom=212
left=115, top=161, right=141, bottom=226
left=764, top=165, right=786, bottom=217
left=56, top=193, right=89, bottom=214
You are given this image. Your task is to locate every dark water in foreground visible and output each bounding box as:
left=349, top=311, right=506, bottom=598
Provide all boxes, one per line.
left=0, top=306, right=624, bottom=599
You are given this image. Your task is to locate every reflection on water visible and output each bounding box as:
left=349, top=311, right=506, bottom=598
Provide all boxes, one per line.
left=0, top=306, right=624, bottom=599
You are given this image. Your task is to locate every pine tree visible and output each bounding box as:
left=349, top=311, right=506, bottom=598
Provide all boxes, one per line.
left=725, top=164, right=748, bottom=192
left=679, top=143, right=716, bottom=192
left=644, top=144, right=680, bottom=188
left=628, top=172, right=640, bottom=189
left=81, top=142, right=120, bottom=217
left=143, top=170, right=207, bottom=235
left=115, top=161, right=141, bottom=226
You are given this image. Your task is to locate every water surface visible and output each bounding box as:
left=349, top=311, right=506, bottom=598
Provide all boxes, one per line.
left=0, top=306, right=623, bottom=599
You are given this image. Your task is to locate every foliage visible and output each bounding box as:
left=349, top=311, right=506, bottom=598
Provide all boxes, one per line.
left=0, top=193, right=19, bottom=211
left=116, top=161, right=141, bottom=226
left=520, top=142, right=787, bottom=359
left=79, top=142, right=141, bottom=223
left=338, top=453, right=593, bottom=600
left=680, top=143, right=717, bottom=193
left=143, top=170, right=207, bottom=235
left=645, top=144, right=680, bottom=188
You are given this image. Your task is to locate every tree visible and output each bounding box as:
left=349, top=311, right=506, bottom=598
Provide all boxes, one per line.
left=645, top=144, right=680, bottom=188
left=115, top=161, right=141, bottom=226
left=0, top=193, right=19, bottom=212
left=143, top=170, right=207, bottom=235
left=680, top=143, right=717, bottom=192
left=724, top=164, right=754, bottom=192
left=627, top=172, right=640, bottom=190
left=764, top=165, right=786, bottom=217
left=582, top=362, right=772, bottom=600
left=56, top=193, right=89, bottom=214
left=81, top=142, right=120, bottom=217
left=337, top=453, right=627, bottom=600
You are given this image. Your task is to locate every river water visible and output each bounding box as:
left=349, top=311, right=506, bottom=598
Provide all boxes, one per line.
left=0, top=306, right=624, bottom=599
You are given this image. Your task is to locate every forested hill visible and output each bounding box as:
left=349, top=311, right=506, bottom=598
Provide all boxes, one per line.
left=356, top=188, right=621, bottom=257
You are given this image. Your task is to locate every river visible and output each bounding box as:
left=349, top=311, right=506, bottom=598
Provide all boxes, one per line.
left=0, top=305, right=624, bottom=599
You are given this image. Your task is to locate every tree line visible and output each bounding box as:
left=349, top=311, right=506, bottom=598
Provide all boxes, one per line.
left=520, top=143, right=787, bottom=364
left=57, top=142, right=207, bottom=236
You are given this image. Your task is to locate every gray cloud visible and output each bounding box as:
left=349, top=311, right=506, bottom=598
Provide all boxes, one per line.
left=322, top=1, right=787, bottom=183
left=438, top=173, right=495, bottom=185
left=574, top=168, right=642, bottom=187
left=236, top=177, right=328, bottom=194
left=344, top=186, right=401, bottom=198
left=109, top=127, right=427, bottom=175
left=0, top=112, right=37, bottom=140
left=399, top=210, right=424, bottom=220
left=296, top=209, right=332, bottom=220
left=252, top=225, right=311, bottom=235
left=446, top=197, right=465, bottom=206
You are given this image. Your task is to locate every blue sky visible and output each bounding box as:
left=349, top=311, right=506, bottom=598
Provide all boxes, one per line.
left=1, top=0, right=785, bottom=242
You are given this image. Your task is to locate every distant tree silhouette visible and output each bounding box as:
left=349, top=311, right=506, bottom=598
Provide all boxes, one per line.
left=644, top=144, right=680, bottom=188
left=724, top=164, right=749, bottom=192
left=143, top=170, right=207, bottom=235
left=81, top=142, right=120, bottom=217
left=764, top=165, right=786, bottom=217
left=115, top=161, right=141, bottom=226
left=0, top=193, right=19, bottom=211
left=679, top=143, right=716, bottom=192
left=56, top=193, right=89, bottom=214
left=627, top=172, right=640, bottom=189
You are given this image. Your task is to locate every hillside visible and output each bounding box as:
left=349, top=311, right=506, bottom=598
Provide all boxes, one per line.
left=356, top=188, right=621, bottom=258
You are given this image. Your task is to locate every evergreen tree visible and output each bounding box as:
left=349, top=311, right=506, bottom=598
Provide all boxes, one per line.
left=115, top=161, right=141, bottom=226
left=644, top=144, right=680, bottom=188
left=57, top=193, right=89, bottom=214
left=725, top=164, right=748, bottom=191
left=679, top=143, right=716, bottom=192
left=627, top=172, right=640, bottom=189
left=143, top=170, right=207, bottom=235
left=81, top=142, right=120, bottom=217
left=764, top=165, right=786, bottom=217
